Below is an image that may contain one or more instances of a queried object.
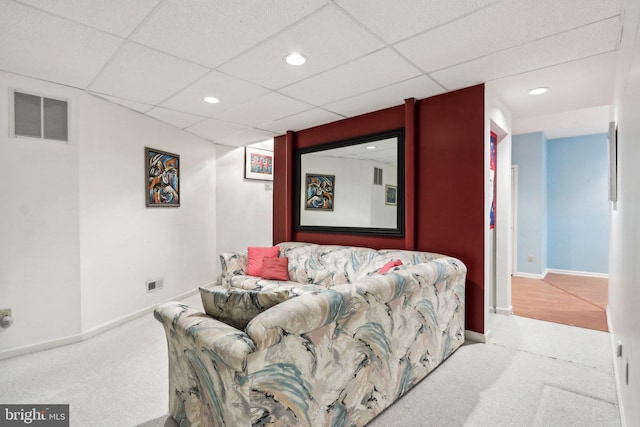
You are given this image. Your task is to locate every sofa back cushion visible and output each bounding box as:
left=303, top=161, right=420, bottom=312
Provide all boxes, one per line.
left=277, top=242, right=382, bottom=287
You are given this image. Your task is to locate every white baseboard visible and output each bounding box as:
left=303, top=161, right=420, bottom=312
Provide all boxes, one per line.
left=607, top=306, right=627, bottom=427
left=495, top=305, right=513, bottom=315
left=0, top=286, right=204, bottom=361
left=545, top=268, right=608, bottom=279
left=465, top=329, right=491, bottom=343
left=513, top=272, right=546, bottom=279
left=514, top=269, right=608, bottom=279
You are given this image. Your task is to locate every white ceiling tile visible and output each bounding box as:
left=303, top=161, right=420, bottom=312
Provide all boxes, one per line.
left=513, top=105, right=610, bottom=139
left=0, top=1, right=122, bottom=88
left=131, top=0, right=328, bottom=68
left=258, top=108, right=344, bottom=134
left=488, top=52, right=617, bottom=118
left=218, top=5, right=384, bottom=89
left=324, top=75, right=445, bottom=117
left=430, top=18, right=620, bottom=91
left=16, top=0, right=161, bottom=38
left=215, top=92, right=314, bottom=127
left=214, top=128, right=279, bottom=147
left=89, top=42, right=209, bottom=105
left=186, top=118, right=248, bottom=141
left=90, top=93, right=153, bottom=113
left=335, top=0, right=500, bottom=43
left=395, top=0, right=623, bottom=73
left=160, top=71, right=270, bottom=116
left=280, top=48, right=422, bottom=106
left=146, top=107, right=206, bottom=129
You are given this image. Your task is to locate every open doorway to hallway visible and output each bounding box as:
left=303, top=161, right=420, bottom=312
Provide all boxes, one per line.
left=510, top=132, right=610, bottom=332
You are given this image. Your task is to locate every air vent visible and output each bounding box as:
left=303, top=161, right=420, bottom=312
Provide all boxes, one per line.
left=374, top=167, right=383, bottom=185
left=11, top=90, right=68, bottom=142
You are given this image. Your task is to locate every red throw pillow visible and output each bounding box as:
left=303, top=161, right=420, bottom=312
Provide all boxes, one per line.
left=261, top=257, right=289, bottom=281
left=379, top=260, right=403, bottom=274
left=247, top=246, right=280, bottom=276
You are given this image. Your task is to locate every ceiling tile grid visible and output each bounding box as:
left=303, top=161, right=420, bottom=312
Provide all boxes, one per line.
left=16, top=0, right=162, bottom=38
left=0, top=0, right=626, bottom=145
left=130, top=0, right=329, bottom=69
left=88, top=42, right=210, bottom=105
left=0, top=1, right=123, bottom=88
left=217, top=4, right=385, bottom=90
left=279, top=48, right=422, bottom=106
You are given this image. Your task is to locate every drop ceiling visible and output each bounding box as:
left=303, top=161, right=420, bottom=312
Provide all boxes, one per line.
left=0, top=0, right=624, bottom=146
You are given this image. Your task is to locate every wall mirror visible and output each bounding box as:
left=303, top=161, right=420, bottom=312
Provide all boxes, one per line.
left=294, top=128, right=404, bottom=236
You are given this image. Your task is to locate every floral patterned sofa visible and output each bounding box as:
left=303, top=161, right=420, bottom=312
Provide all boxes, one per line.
left=154, top=242, right=466, bottom=426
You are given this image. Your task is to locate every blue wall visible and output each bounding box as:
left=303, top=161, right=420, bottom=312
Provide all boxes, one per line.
left=512, top=132, right=609, bottom=275
left=547, top=134, right=609, bottom=273
left=512, top=132, right=547, bottom=275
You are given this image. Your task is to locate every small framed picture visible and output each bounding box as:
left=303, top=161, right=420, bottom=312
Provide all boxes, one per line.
left=305, top=174, right=335, bottom=211
left=245, top=146, right=274, bottom=181
left=385, top=185, right=397, bottom=206
left=145, top=147, right=180, bottom=207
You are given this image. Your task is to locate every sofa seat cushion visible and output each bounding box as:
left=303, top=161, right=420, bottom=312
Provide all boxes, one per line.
left=199, top=286, right=290, bottom=330
left=228, top=275, right=326, bottom=297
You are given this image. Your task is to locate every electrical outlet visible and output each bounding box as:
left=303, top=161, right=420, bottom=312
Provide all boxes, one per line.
left=527, top=255, right=534, bottom=262
left=146, top=279, right=163, bottom=293
left=0, top=308, right=11, bottom=318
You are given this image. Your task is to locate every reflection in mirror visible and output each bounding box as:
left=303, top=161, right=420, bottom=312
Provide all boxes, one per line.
left=295, top=129, right=404, bottom=236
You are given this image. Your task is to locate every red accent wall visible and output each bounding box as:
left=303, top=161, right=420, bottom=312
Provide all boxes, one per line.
left=273, top=85, right=486, bottom=333
left=416, top=85, right=486, bottom=334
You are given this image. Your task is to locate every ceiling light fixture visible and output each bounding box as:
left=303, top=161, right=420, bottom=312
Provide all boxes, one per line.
left=204, top=96, right=220, bottom=104
left=284, top=53, right=307, bottom=66
left=528, top=87, right=549, bottom=95
left=366, top=145, right=376, bottom=150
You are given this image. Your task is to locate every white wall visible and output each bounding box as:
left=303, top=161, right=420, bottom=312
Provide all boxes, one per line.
left=0, top=72, right=81, bottom=352
left=215, top=142, right=273, bottom=269
left=0, top=71, right=218, bottom=354
left=485, top=88, right=513, bottom=320
left=610, top=1, right=640, bottom=425
left=78, top=94, right=217, bottom=333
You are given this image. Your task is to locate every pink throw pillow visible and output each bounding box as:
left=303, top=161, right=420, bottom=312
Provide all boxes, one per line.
left=261, top=257, right=289, bottom=281
left=247, top=246, right=280, bottom=276
left=379, top=260, right=403, bottom=274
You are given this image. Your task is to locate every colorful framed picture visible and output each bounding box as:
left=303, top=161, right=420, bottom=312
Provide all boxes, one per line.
left=245, top=146, right=273, bottom=181
left=145, top=147, right=180, bottom=207
left=305, top=174, right=335, bottom=211
left=385, top=185, right=397, bottom=206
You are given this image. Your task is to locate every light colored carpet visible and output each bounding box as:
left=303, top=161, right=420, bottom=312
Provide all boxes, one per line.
left=0, top=294, right=620, bottom=427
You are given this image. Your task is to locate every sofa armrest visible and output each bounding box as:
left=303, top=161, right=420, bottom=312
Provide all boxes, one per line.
left=154, top=302, right=256, bottom=425
left=219, top=252, right=248, bottom=287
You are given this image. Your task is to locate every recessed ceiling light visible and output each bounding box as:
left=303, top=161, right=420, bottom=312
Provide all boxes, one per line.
left=204, top=96, right=220, bottom=104
left=284, top=53, right=307, bottom=66
left=366, top=145, right=376, bottom=150
left=528, top=87, right=549, bottom=95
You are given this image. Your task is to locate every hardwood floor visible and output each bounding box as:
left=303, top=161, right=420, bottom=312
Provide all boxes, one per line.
left=511, top=273, right=609, bottom=332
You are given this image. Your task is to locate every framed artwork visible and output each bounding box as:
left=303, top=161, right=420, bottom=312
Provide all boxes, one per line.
left=305, top=174, right=335, bottom=211
left=245, top=146, right=274, bottom=181
left=145, top=147, right=180, bottom=207
left=385, top=185, right=397, bottom=205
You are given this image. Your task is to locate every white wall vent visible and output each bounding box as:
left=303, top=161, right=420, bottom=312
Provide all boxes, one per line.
left=10, top=89, right=69, bottom=142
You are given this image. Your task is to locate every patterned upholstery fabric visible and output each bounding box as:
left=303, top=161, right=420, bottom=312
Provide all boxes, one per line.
left=156, top=242, right=466, bottom=426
